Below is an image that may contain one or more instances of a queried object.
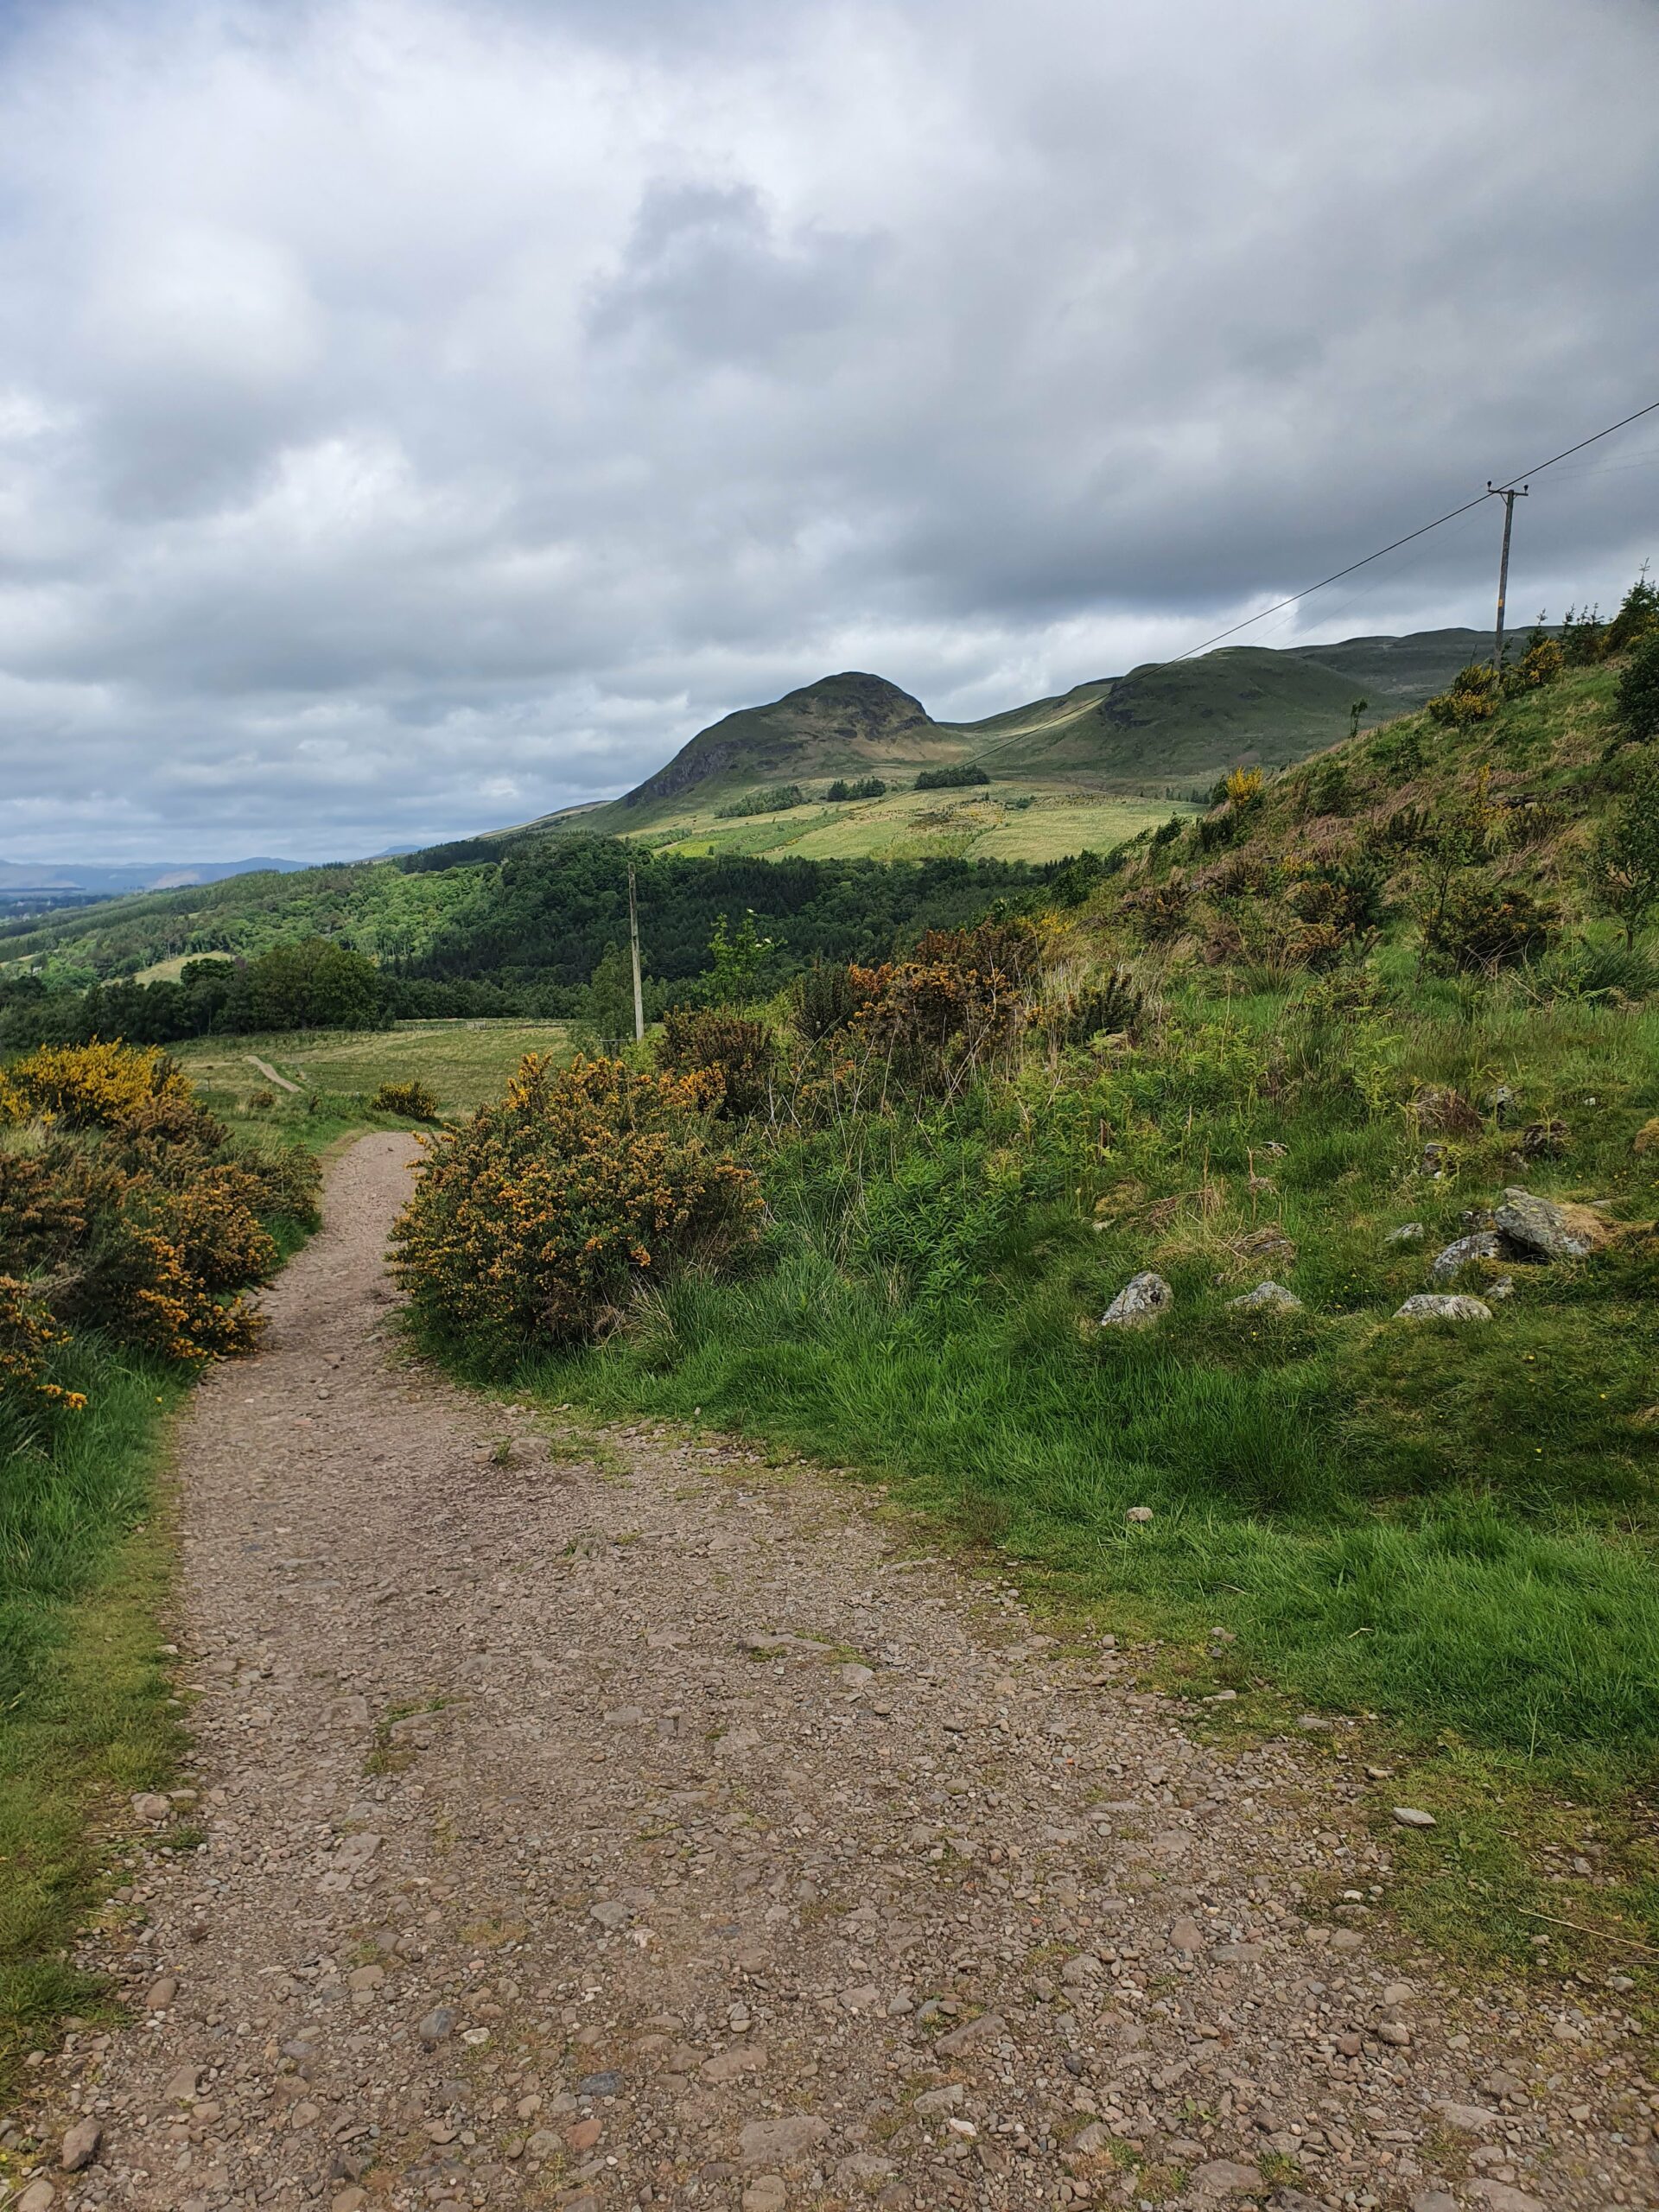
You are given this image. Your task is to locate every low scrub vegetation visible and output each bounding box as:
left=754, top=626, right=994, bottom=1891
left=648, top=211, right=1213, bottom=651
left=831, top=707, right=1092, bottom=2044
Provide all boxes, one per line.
left=914, top=762, right=990, bottom=791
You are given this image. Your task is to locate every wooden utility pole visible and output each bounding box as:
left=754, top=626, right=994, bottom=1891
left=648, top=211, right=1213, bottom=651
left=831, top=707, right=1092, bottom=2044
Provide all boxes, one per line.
left=626, top=863, right=645, bottom=1044
left=1486, top=480, right=1529, bottom=671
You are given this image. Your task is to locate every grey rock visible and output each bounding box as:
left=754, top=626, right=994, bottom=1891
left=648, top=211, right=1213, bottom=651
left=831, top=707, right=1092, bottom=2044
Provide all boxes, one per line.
left=1427, top=1230, right=1501, bottom=1284
left=1411, top=2196, right=1458, bottom=2212
left=1469, top=2186, right=1545, bottom=2212
left=1392, top=1805, right=1436, bottom=1827
left=1228, top=1281, right=1302, bottom=1313
left=1386, top=1222, right=1427, bottom=1243
left=18, top=2182, right=56, bottom=2212
left=1126, top=1504, right=1155, bottom=1524
left=60, top=2119, right=102, bottom=2171
left=416, top=2005, right=456, bottom=2046
left=1393, top=1294, right=1492, bottom=1322
left=1100, top=1271, right=1173, bottom=1328
left=1487, top=1274, right=1515, bottom=1299
left=576, top=2070, right=621, bottom=2096
left=1494, top=1185, right=1597, bottom=1260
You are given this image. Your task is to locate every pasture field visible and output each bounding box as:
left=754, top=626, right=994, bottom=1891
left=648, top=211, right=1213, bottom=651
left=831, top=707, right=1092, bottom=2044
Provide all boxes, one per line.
left=171, top=1018, right=572, bottom=1116
left=642, top=785, right=1187, bottom=863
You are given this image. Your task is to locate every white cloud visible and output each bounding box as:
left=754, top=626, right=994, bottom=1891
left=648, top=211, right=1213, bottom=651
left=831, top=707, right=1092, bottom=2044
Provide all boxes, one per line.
left=0, top=0, right=1654, bottom=860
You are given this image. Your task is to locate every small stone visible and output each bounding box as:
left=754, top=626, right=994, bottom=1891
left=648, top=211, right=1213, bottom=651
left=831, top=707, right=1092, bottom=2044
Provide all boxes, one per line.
left=1126, top=1505, right=1154, bottom=1524
left=1382, top=1980, right=1413, bottom=2005
left=935, top=2011, right=1005, bottom=2055
left=1169, top=1916, right=1203, bottom=1953
left=1393, top=1294, right=1491, bottom=1322
left=1386, top=1222, right=1427, bottom=1243
left=1480, top=2070, right=1526, bottom=2099
left=576, top=2070, right=621, bottom=2096
left=1228, top=1281, right=1303, bottom=1313
left=738, top=2116, right=830, bottom=2166
left=18, top=2183, right=56, bottom=2212
left=915, top=2085, right=965, bottom=2115
left=1437, top=2101, right=1500, bottom=2134
left=1411, top=2196, right=1458, bottom=2212
left=144, top=1975, right=179, bottom=2011
left=1391, top=1805, right=1436, bottom=1827
left=839, top=1663, right=874, bottom=1688
left=162, top=2063, right=200, bottom=2103
left=416, top=2005, right=455, bottom=2045
left=130, top=1792, right=171, bottom=1824
left=331, top=2191, right=368, bottom=2212
left=60, top=2118, right=102, bottom=2171
left=1376, top=2019, right=1412, bottom=2046
left=743, top=2180, right=788, bottom=2212
left=1192, top=2158, right=1265, bottom=2195
left=565, top=2118, right=602, bottom=2152
left=1469, top=2186, right=1545, bottom=2212
left=1100, top=1272, right=1173, bottom=1329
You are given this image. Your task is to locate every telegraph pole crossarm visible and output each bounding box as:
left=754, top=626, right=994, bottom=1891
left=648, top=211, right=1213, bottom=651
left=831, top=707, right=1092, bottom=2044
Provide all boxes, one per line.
left=1487, top=480, right=1529, bottom=674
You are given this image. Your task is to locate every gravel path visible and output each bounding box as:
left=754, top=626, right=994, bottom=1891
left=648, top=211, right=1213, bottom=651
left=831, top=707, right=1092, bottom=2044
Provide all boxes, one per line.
left=14, top=1133, right=1655, bottom=2212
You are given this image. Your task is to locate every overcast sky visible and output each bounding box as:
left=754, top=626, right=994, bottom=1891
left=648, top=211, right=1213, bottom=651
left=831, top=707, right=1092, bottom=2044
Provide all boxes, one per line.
left=1, top=0, right=1656, bottom=863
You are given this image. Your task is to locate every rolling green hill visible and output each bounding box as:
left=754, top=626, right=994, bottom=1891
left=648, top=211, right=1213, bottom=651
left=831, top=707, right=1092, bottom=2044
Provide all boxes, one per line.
left=528, top=627, right=1497, bottom=859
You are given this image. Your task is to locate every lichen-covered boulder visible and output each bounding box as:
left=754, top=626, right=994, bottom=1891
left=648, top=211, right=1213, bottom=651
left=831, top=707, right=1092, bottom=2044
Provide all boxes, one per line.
left=1394, top=1293, right=1493, bottom=1322
left=1100, top=1272, right=1173, bottom=1329
left=1228, top=1281, right=1303, bottom=1313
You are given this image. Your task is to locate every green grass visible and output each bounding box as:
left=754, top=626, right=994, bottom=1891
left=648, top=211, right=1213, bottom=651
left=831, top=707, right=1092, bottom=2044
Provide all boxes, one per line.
left=638, top=786, right=1185, bottom=865
left=432, top=957, right=1659, bottom=1988
left=171, top=1018, right=573, bottom=1118
left=0, top=1342, right=187, bottom=2101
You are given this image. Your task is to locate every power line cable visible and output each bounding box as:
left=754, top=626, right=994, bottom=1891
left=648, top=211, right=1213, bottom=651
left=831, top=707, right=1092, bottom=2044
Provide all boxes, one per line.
left=1172, top=396, right=1659, bottom=662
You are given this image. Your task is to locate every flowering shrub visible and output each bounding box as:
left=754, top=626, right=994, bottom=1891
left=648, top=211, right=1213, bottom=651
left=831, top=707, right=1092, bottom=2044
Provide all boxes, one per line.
left=655, top=1007, right=776, bottom=1117
left=0, top=1050, right=311, bottom=1389
left=372, top=1077, right=442, bottom=1121
left=391, top=1052, right=760, bottom=1356
left=10, top=1039, right=190, bottom=1128
left=0, top=1274, right=86, bottom=1424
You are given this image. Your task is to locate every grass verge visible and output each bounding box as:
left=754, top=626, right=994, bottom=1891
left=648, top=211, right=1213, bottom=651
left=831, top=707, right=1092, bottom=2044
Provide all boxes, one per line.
left=0, top=1344, right=186, bottom=2104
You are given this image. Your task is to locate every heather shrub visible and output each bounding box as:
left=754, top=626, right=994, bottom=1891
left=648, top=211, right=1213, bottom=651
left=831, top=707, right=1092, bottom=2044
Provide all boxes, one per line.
left=391, top=1053, right=760, bottom=1357
left=655, top=1007, right=776, bottom=1117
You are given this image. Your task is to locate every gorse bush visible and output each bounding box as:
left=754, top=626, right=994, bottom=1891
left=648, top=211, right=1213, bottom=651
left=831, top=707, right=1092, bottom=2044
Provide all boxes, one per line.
left=10, top=1039, right=190, bottom=1128
left=655, top=1007, right=776, bottom=1117
left=391, top=1053, right=760, bottom=1357
left=1421, top=874, right=1559, bottom=973
left=0, top=1042, right=317, bottom=1427
left=372, top=1077, right=441, bottom=1121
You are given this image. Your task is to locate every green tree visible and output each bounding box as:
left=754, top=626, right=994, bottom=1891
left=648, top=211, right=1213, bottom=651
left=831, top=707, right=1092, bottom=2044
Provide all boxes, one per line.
left=578, top=944, right=636, bottom=1053
left=1587, top=753, right=1659, bottom=948
left=1606, top=568, right=1659, bottom=656
left=1615, top=631, right=1659, bottom=744
left=706, top=911, right=773, bottom=1004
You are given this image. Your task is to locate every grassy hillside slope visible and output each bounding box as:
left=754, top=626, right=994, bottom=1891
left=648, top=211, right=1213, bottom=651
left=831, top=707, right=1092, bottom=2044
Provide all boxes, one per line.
left=531, top=627, right=1494, bottom=861
left=428, top=640, right=1659, bottom=1986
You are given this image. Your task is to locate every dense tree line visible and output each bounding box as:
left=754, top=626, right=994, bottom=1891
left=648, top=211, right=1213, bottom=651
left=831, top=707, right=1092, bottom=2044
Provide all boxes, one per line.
left=1, top=841, right=1058, bottom=1046
left=409, top=838, right=1050, bottom=995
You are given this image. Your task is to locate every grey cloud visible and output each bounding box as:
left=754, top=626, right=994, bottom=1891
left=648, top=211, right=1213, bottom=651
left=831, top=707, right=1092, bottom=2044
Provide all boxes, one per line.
left=0, top=0, right=1655, bottom=861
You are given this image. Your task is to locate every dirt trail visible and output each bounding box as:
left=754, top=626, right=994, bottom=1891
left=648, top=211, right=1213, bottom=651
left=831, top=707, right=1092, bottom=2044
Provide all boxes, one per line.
left=20, top=1134, right=1653, bottom=2212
